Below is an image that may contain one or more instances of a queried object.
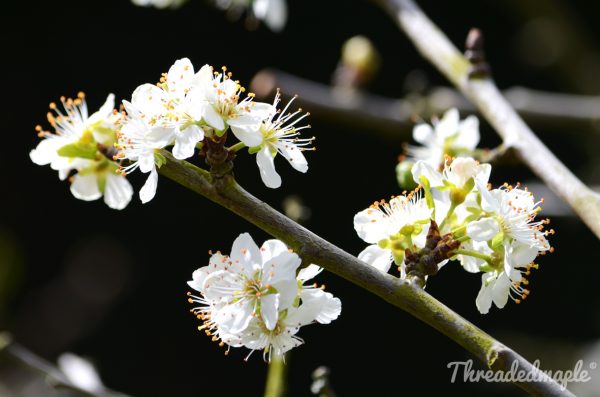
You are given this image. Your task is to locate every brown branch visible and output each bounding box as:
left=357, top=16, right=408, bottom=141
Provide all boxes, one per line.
left=158, top=151, right=574, bottom=396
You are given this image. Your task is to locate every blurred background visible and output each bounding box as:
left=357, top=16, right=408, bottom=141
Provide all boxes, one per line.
left=1, top=0, right=600, bottom=395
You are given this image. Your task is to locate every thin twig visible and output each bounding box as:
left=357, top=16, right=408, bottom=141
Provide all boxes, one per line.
left=158, top=151, right=574, bottom=396
left=377, top=0, right=600, bottom=240
left=251, top=69, right=600, bottom=136
left=0, top=339, right=130, bottom=397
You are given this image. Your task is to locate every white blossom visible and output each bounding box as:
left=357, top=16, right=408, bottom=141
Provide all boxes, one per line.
left=187, top=233, right=341, bottom=360
left=131, top=0, right=186, bottom=9
left=249, top=91, right=313, bottom=188
left=116, top=101, right=173, bottom=203
left=129, top=58, right=205, bottom=160
left=407, top=108, right=480, bottom=169
left=354, top=192, right=432, bottom=274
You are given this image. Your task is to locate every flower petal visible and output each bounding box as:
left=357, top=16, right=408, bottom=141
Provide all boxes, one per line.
left=172, top=125, right=204, bottom=160
left=104, top=173, right=133, bottom=210
left=167, top=58, right=194, bottom=96
left=70, top=173, right=102, bottom=202
left=261, top=293, right=280, bottom=331
left=491, top=272, right=511, bottom=309
left=357, top=245, right=392, bottom=273
left=277, top=143, right=308, bottom=173
left=467, top=218, right=500, bottom=242
left=297, top=264, right=323, bottom=282
left=230, top=233, right=262, bottom=275
left=203, top=105, right=225, bottom=131
left=256, top=146, right=282, bottom=188
left=139, top=167, right=158, bottom=203
left=353, top=208, right=389, bottom=244
left=412, top=123, right=434, bottom=144
left=475, top=274, right=494, bottom=314
left=87, top=94, right=115, bottom=125
left=260, top=239, right=289, bottom=263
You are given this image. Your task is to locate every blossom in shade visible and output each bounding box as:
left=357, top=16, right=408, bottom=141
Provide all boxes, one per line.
left=407, top=108, right=480, bottom=169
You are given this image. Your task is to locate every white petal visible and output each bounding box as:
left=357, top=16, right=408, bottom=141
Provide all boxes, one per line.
left=261, top=294, right=279, bottom=331
left=146, top=127, right=176, bottom=148
left=357, top=245, right=392, bottom=273
left=260, top=239, right=289, bottom=263
left=138, top=151, right=156, bottom=174
left=103, top=173, right=133, bottom=210
left=273, top=279, right=298, bottom=310
left=190, top=64, right=213, bottom=91
left=412, top=160, right=443, bottom=187
left=353, top=208, right=388, bottom=244
left=467, top=218, right=500, bottom=241
left=230, top=233, right=262, bottom=275
left=70, top=173, right=101, bottom=201
left=87, top=93, right=115, bottom=125
left=297, top=264, right=323, bottom=282
left=167, top=58, right=194, bottom=96
left=256, top=146, right=282, bottom=188
left=172, top=126, right=203, bottom=160
left=506, top=242, right=538, bottom=268
left=454, top=115, right=480, bottom=150
left=491, top=272, right=511, bottom=309
left=213, top=301, right=253, bottom=334
left=203, top=105, right=225, bottom=131
left=231, top=124, right=264, bottom=148
left=436, top=108, right=459, bottom=139
left=412, top=123, right=434, bottom=144
left=131, top=84, right=166, bottom=117
left=300, top=289, right=342, bottom=324
left=475, top=274, right=494, bottom=314
left=248, top=102, right=276, bottom=120
left=255, top=0, right=287, bottom=32
left=262, top=251, right=301, bottom=284
left=30, top=136, right=72, bottom=166
left=139, top=167, right=158, bottom=203
left=277, top=143, right=308, bottom=173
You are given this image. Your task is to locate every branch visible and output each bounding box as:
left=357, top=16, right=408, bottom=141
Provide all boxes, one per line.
left=377, top=0, right=600, bottom=240
left=0, top=337, right=130, bottom=397
left=251, top=69, right=600, bottom=135
left=158, top=151, right=574, bottom=396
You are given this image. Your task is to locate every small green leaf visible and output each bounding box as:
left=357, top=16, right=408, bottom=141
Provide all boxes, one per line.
left=57, top=142, right=98, bottom=159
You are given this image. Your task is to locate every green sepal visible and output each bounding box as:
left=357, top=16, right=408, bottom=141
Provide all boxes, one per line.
left=248, top=145, right=262, bottom=154
left=154, top=152, right=167, bottom=168
left=57, top=142, right=98, bottom=160
left=215, top=128, right=226, bottom=137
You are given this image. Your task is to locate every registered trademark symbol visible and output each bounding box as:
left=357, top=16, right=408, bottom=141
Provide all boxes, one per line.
left=590, top=362, right=597, bottom=370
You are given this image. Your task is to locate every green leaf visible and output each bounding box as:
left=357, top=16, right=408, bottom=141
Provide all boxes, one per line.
left=57, top=142, right=98, bottom=160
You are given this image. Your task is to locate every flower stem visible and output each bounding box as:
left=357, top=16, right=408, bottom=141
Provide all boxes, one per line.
left=228, top=142, right=246, bottom=152
left=453, top=249, right=492, bottom=264
left=264, top=354, right=287, bottom=397
left=438, top=202, right=457, bottom=231
left=455, top=235, right=470, bottom=243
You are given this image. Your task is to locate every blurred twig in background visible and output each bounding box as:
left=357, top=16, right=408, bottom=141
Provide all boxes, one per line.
left=251, top=69, right=600, bottom=137
left=377, top=0, right=600, bottom=241
left=0, top=334, right=130, bottom=397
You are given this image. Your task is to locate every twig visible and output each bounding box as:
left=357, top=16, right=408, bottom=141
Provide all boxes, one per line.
left=251, top=69, right=600, bottom=135
left=158, top=151, right=574, bottom=396
left=377, top=0, right=600, bottom=240
left=0, top=339, right=130, bottom=397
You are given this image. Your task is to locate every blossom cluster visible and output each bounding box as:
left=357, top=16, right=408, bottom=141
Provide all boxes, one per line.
left=355, top=111, right=553, bottom=314
left=130, top=0, right=288, bottom=33
left=187, top=233, right=341, bottom=360
left=29, top=93, right=133, bottom=209
left=30, top=58, right=313, bottom=209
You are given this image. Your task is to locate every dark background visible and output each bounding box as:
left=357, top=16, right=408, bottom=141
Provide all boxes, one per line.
left=1, top=0, right=600, bottom=396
